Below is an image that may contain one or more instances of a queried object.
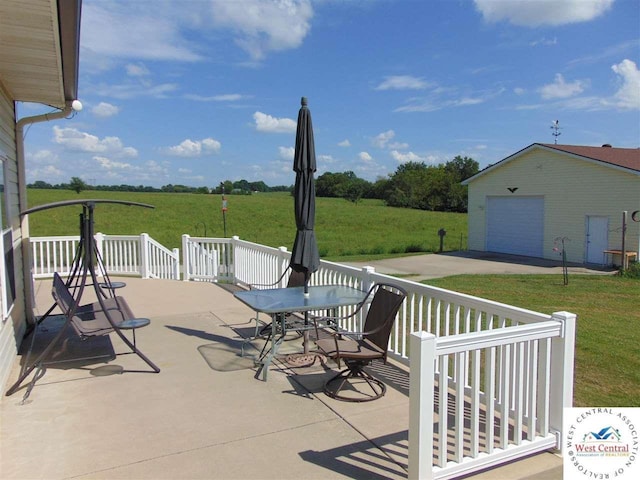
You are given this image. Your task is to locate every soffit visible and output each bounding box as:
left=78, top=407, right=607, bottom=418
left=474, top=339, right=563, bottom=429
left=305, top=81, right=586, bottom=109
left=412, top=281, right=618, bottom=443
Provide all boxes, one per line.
left=0, top=0, right=65, bottom=108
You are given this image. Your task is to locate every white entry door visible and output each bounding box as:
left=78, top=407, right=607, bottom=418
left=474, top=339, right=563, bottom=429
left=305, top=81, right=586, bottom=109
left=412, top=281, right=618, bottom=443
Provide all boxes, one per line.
left=585, top=216, right=609, bottom=264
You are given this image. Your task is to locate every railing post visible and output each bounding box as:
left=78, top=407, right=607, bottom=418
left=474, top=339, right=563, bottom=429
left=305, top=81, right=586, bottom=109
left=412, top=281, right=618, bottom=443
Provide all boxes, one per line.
left=95, top=232, right=105, bottom=276
left=409, top=331, right=436, bottom=480
left=278, top=246, right=288, bottom=286
left=182, top=234, right=190, bottom=282
left=139, top=233, right=149, bottom=279
left=172, top=248, right=180, bottom=280
left=231, top=236, right=240, bottom=284
left=361, top=265, right=375, bottom=292
left=549, top=311, right=577, bottom=451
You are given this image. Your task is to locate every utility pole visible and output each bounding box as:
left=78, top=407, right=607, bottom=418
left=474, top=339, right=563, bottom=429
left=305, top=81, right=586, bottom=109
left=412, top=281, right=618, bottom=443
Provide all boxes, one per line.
left=551, top=120, right=562, bottom=144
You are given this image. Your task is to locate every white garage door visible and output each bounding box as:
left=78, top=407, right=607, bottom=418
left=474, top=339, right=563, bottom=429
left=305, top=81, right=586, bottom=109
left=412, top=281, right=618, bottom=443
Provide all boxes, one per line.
left=486, top=196, right=544, bottom=257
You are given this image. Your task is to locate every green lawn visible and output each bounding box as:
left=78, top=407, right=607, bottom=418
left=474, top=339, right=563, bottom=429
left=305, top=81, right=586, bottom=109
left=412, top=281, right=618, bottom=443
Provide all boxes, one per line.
left=424, top=274, right=640, bottom=407
left=26, top=189, right=467, bottom=257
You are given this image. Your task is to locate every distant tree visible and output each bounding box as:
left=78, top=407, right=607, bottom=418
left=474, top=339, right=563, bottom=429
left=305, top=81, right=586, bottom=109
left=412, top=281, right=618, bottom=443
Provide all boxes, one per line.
left=29, top=180, right=53, bottom=189
left=69, top=177, right=88, bottom=194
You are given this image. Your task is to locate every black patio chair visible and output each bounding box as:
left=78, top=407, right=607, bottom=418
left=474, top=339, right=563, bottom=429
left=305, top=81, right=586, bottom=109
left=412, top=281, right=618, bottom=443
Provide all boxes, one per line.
left=313, top=282, right=407, bottom=402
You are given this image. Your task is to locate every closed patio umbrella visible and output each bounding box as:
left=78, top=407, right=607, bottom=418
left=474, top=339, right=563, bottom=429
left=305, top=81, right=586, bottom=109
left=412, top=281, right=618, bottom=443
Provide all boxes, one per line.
left=289, top=97, right=320, bottom=358
left=290, top=97, right=320, bottom=292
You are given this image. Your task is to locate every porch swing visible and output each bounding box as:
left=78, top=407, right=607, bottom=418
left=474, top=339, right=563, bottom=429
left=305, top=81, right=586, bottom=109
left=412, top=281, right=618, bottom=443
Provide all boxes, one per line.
left=5, top=199, right=161, bottom=400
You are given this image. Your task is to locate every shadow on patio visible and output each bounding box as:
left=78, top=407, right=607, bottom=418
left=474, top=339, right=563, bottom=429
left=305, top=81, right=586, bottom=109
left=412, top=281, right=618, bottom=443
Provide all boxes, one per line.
left=1, top=277, right=561, bottom=479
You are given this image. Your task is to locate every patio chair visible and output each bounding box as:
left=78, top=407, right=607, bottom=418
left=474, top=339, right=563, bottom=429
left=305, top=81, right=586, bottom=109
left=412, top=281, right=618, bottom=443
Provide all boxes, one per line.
left=313, top=282, right=407, bottom=402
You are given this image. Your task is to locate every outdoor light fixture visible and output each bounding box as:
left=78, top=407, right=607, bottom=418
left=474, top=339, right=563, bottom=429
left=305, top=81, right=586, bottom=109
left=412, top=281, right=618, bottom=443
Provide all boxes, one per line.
left=71, top=99, right=83, bottom=111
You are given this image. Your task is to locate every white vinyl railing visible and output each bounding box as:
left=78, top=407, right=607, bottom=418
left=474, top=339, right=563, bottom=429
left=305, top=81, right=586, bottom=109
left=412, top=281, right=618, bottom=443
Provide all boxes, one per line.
left=181, top=235, right=220, bottom=282
left=31, top=233, right=180, bottom=280
left=28, top=233, right=576, bottom=478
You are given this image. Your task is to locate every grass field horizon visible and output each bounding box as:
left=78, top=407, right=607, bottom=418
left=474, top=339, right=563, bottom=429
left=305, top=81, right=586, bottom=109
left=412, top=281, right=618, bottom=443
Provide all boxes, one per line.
left=26, top=189, right=468, bottom=259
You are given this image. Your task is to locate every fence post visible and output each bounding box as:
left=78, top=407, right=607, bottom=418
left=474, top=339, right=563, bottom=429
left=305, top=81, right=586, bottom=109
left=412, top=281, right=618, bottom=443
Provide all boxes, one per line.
left=95, top=232, right=105, bottom=276
left=409, top=331, right=436, bottom=480
left=278, top=246, right=288, bottom=286
left=139, top=233, right=150, bottom=279
left=172, top=248, right=180, bottom=280
left=549, top=311, right=577, bottom=451
left=231, top=236, right=240, bottom=284
left=182, top=234, right=190, bottom=282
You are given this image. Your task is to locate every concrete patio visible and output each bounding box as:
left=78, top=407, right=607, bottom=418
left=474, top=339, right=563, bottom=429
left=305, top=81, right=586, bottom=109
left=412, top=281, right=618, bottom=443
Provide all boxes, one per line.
left=1, top=277, right=563, bottom=479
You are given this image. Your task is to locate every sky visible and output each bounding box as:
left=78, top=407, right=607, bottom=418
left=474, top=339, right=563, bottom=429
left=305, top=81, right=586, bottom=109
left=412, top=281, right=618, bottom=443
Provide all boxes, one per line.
left=20, top=0, right=640, bottom=188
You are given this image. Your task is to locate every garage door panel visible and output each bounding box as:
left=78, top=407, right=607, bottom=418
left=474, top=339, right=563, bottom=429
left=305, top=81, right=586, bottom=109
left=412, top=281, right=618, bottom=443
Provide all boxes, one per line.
left=486, top=197, right=544, bottom=257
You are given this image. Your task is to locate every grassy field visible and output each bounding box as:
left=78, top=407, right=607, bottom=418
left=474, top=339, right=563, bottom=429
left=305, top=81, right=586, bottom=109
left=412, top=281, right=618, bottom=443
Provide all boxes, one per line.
left=424, top=274, right=640, bottom=407
left=26, top=189, right=468, bottom=258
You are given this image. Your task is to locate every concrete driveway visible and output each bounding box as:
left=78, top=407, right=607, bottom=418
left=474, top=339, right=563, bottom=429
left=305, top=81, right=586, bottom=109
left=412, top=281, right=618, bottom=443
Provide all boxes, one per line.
left=347, top=250, right=614, bottom=281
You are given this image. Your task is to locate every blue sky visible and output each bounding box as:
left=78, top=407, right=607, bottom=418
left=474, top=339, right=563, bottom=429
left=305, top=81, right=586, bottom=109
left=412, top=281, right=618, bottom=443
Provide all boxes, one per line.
left=21, top=0, right=640, bottom=188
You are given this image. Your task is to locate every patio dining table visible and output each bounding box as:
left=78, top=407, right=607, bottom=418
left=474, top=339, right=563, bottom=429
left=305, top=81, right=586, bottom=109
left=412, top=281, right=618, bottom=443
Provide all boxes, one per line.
left=234, top=285, right=367, bottom=380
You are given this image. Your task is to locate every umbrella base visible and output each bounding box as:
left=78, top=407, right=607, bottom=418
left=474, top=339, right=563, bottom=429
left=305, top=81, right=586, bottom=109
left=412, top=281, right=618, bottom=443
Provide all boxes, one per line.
left=285, top=352, right=324, bottom=368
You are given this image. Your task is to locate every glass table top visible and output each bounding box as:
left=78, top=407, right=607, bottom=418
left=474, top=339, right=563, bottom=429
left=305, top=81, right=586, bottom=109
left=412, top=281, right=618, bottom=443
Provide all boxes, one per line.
left=234, top=285, right=367, bottom=313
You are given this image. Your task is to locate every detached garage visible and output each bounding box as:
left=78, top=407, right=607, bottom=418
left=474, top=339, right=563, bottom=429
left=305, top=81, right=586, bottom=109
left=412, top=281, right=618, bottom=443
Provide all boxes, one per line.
left=463, top=143, right=640, bottom=265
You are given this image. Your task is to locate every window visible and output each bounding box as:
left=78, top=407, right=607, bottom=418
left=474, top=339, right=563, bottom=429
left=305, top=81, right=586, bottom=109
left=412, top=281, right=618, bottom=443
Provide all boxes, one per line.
left=0, top=155, right=15, bottom=319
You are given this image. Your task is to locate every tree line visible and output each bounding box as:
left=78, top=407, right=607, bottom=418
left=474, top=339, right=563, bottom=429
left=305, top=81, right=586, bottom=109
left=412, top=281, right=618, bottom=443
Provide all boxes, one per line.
left=29, top=155, right=478, bottom=213
left=316, top=156, right=479, bottom=212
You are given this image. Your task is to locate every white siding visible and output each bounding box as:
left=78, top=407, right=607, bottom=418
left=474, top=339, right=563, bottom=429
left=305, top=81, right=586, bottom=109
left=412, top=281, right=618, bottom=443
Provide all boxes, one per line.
left=0, top=83, right=25, bottom=393
left=468, top=148, right=640, bottom=263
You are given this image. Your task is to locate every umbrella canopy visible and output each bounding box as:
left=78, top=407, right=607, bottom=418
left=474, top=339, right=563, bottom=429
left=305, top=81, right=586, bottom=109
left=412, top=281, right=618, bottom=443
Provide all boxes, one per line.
left=290, top=97, right=320, bottom=288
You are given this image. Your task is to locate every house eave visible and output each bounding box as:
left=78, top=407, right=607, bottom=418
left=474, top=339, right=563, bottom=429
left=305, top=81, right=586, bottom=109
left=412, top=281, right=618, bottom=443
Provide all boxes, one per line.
left=462, top=143, right=640, bottom=185
left=0, top=0, right=81, bottom=109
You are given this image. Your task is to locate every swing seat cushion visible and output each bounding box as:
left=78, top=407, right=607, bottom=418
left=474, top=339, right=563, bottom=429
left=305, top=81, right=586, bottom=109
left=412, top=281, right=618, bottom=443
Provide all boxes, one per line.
left=52, top=273, right=148, bottom=338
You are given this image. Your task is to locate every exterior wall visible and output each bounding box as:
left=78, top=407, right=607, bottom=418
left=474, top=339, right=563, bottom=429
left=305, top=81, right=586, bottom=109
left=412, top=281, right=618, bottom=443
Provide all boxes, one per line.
left=467, top=148, right=640, bottom=264
left=0, top=84, right=26, bottom=392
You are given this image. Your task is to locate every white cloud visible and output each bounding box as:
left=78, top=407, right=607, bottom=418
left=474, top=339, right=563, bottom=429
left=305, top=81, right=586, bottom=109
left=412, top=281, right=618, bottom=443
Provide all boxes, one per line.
left=359, top=152, right=372, bottom=161
left=165, top=138, right=222, bottom=157
left=253, top=111, right=297, bottom=133
left=184, top=93, right=248, bottom=102
left=126, top=63, right=150, bottom=77
left=82, top=3, right=203, bottom=63
left=210, top=0, right=314, bottom=60
left=390, top=150, right=428, bottom=163
left=513, top=87, right=526, bottom=95
left=530, top=37, right=557, bottom=47
left=53, top=126, right=138, bottom=157
left=372, top=130, right=395, bottom=148
left=375, top=75, right=431, bottom=90
left=27, top=165, right=64, bottom=183
left=611, top=59, right=640, bottom=110
left=94, top=156, right=135, bottom=171
left=279, top=146, right=295, bottom=160
left=92, top=102, right=120, bottom=118
left=474, top=0, right=614, bottom=27
left=539, top=74, right=588, bottom=99
left=338, top=139, right=351, bottom=147
left=93, top=82, right=179, bottom=100
left=28, top=149, right=59, bottom=164
left=388, top=142, right=409, bottom=150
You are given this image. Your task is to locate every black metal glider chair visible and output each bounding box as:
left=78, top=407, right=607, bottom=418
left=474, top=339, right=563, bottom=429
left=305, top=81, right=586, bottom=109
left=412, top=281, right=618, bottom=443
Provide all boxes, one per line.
left=313, top=282, right=407, bottom=402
